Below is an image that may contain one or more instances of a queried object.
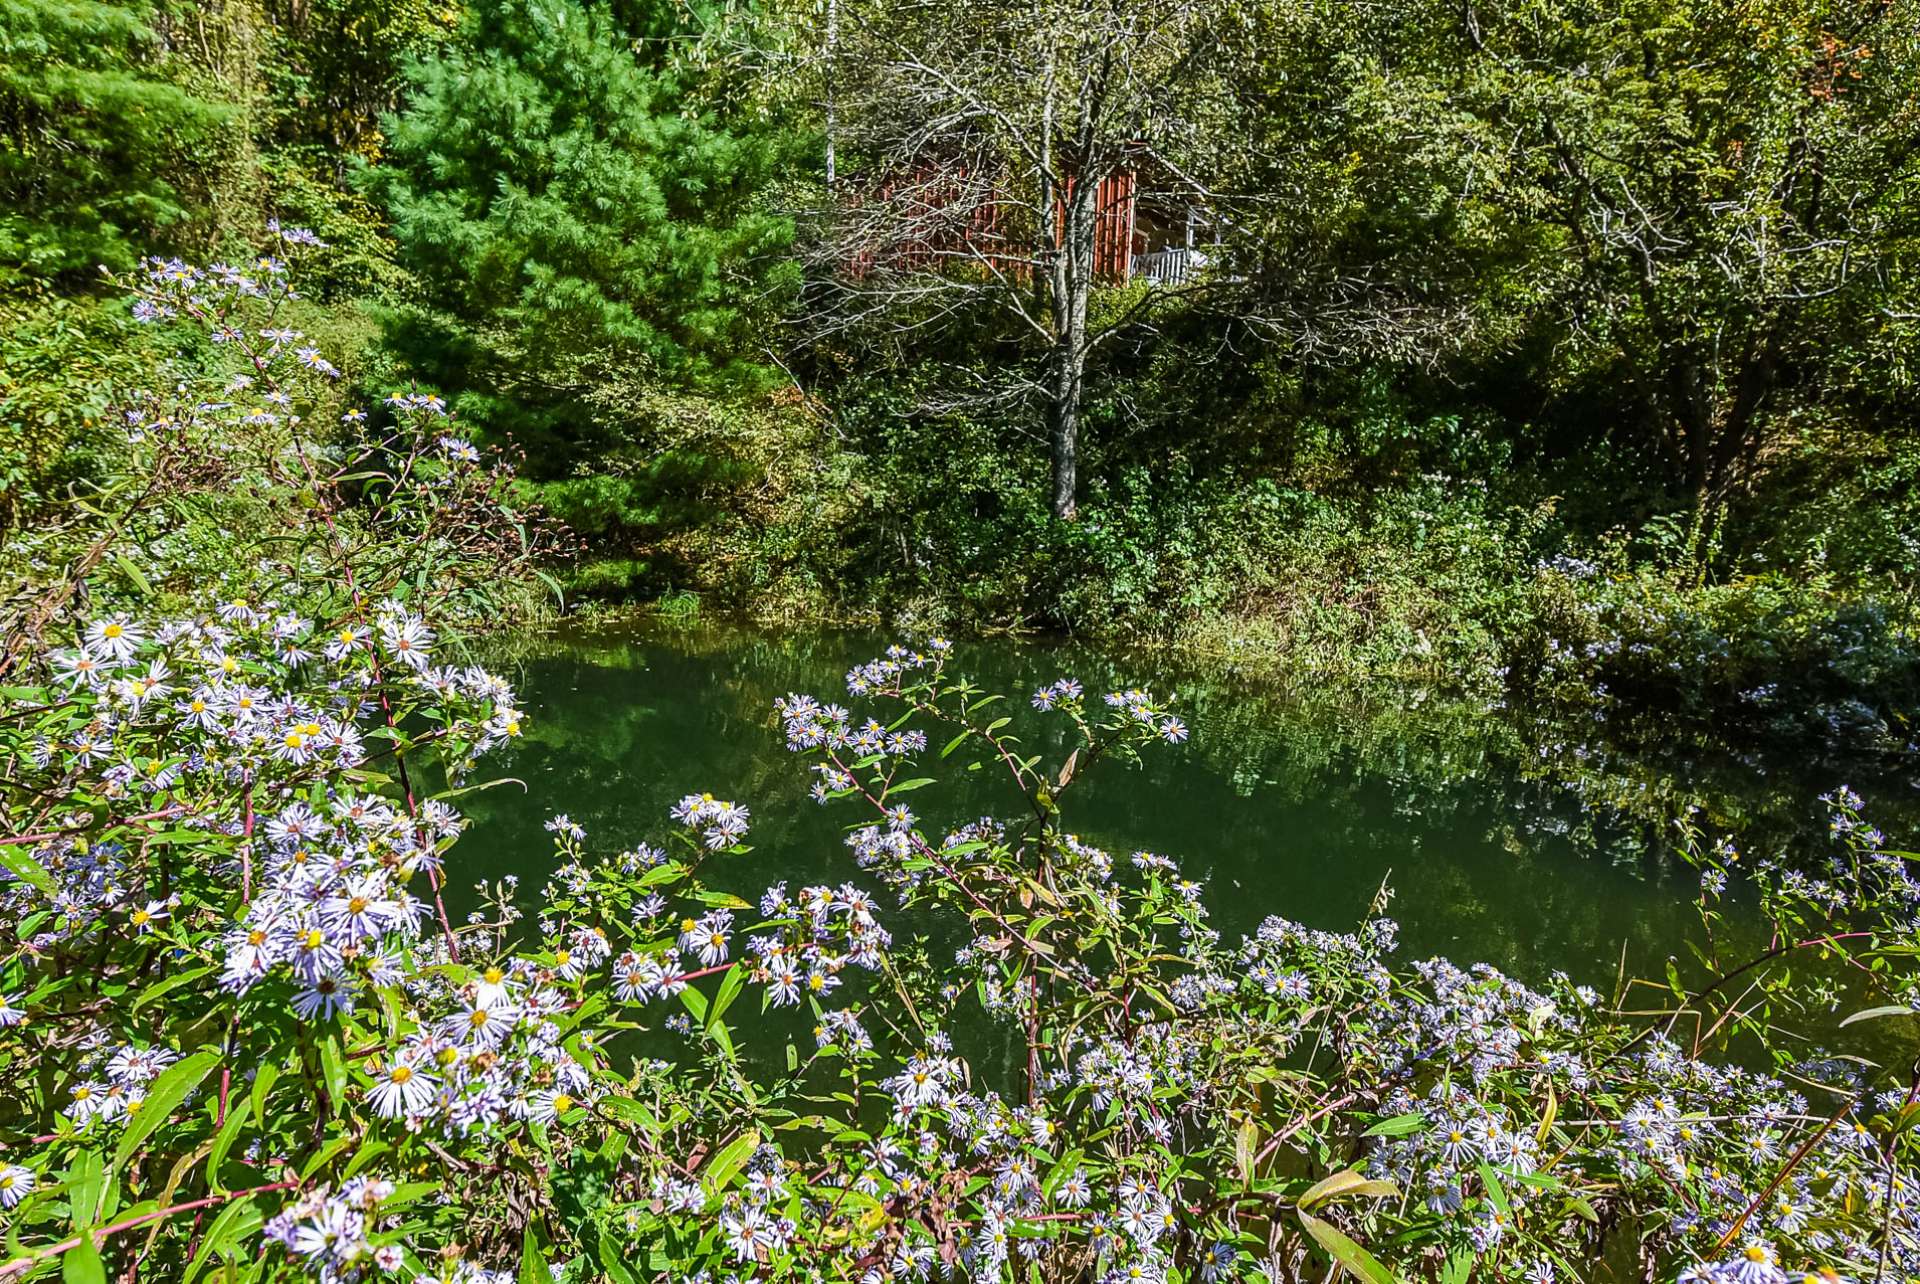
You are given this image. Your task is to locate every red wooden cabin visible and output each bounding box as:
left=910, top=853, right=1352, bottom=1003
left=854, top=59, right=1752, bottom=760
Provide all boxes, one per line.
left=845, top=160, right=1207, bottom=286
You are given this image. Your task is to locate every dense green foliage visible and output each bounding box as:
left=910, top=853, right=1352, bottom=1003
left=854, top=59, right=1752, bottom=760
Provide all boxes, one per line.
left=4, top=0, right=1919, bottom=747
left=0, top=0, right=238, bottom=282
left=361, top=0, right=796, bottom=469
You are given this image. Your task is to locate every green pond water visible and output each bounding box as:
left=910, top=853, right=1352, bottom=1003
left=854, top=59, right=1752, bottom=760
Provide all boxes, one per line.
left=455, top=619, right=1920, bottom=998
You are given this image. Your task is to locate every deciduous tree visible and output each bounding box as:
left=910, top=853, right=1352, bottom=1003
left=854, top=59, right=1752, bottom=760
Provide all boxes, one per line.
left=794, top=0, right=1256, bottom=519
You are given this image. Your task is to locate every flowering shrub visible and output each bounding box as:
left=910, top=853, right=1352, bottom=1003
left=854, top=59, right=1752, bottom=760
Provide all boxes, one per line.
left=4, top=610, right=1920, bottom=1284
left=0, top=228, right=564, bottom=682
left=4, top=236, right=1920, bottom=1284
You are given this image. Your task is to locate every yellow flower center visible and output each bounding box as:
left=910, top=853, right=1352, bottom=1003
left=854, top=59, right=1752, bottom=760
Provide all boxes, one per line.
left=347, top=896, right=369, bottom=914
left=483, top=967, right=505, bottom=985
left=390, top=1066, right=413, bottom=1085
left=551, top=1093, right=573, bottom=1114
left=302, top=928, right=324, bottom=950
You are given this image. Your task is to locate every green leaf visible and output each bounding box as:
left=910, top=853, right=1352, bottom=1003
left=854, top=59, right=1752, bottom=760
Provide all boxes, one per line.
left=67, top=1150, right=103, bottom=1232
left=1361, top=1112, right=1424, bottom=1138
left=429, top=777, right=527, bottom=803
left=183, top=1196, right=263, bottom=1284
left=299, top=1136, right=353, bottom=1181
left=62, top=1235, right=106, bottom=1284
left=640, top=862, right=688, bottom=887
left=114, top=1048, right=220, bottom=1172
left=702, top=1131, right=759, bottom=1197
left=319, top=1033, right=347, bottom=1112
left=597, top=1227, right=639, bottom=1284
left=710, top=964, right=746, bottom=1028
left=1299, top=1170, right=1398, bottom=1211
left=1297, top=1212, right=1400, bottom=1284
left=132, top=965, right=217, bottom=1013
left=0, top=845, right=57, bottom=895
left=249, top=1063, right=280, bottom=1130
left=1043, top=1149, right=1085, bottom=1199
left=519, top=1224, right=546, bottom=1284
left=207, top=1092, right=253, bottom=1187
left=113, top=553, right=152, bottom=598
left=1235, top=1119, right=1259, bottom=1184
left=1477, top=1163, right=1511, bottom=1216
left=343, top=1142, right=391, bottom=1180
left=885, top=777, right=937, bottom=794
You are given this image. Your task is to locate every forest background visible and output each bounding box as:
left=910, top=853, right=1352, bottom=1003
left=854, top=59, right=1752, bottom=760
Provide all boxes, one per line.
left=4, top=0, right=1919, bottom=744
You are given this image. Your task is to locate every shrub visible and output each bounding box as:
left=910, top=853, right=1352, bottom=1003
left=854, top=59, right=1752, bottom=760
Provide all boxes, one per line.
left=5, top=624, right=1920, bottom=1283
left=0, top=231, right=564, bottom=674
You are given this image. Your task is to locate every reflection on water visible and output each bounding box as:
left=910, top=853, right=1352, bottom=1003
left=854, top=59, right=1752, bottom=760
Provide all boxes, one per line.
left=452, top=618, right=1919, bottom=996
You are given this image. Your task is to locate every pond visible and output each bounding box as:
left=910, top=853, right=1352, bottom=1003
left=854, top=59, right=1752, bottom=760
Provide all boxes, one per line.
left=455, top=618, right=1920, bottom=1004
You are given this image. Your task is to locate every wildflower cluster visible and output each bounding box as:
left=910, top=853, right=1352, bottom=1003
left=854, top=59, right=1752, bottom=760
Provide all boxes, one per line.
left=4, top=238, right=565, bottom=683
left=8, top=612, right=1920, bottom=1283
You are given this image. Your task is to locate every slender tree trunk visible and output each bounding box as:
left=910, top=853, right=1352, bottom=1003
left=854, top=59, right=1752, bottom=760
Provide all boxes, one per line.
left=1048, top=181, right=1095, bottom=520
left=1048, top=343, right=1083, bottom=520
left=823, top=0, right=837, bottom=191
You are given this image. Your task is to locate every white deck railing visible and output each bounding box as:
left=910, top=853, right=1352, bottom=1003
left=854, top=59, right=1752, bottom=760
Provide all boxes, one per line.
left=1132, top=247, right=1210, bottom=286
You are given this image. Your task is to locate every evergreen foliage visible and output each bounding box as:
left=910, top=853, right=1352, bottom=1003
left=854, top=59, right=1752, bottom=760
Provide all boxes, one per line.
left=360, top=0, right=799, bottom=477
left=0, top=0, right=239, bottom=282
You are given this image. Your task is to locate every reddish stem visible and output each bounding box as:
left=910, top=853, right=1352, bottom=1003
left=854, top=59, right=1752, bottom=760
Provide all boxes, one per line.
left=0, top=1180, right=299, bottom=1279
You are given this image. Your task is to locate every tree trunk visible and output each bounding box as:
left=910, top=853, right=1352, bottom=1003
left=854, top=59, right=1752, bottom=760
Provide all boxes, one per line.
left=1048, top=344, right=1083, bottom=520
left=1047, top=182, right=1095, bottom=521
left=1663, top=323, right=1782, bottom=516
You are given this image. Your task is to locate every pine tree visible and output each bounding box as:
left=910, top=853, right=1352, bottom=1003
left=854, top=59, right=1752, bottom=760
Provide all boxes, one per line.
left=0, top=0, right=240, bottom=282
left=362, top=0, right=797, bottom=477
